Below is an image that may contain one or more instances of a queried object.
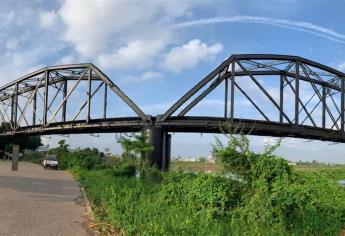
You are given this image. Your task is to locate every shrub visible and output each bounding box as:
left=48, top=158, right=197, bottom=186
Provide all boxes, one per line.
left=161, top=172, right=244, bottom=219
left=109, top=163, right=137, bottom=177
left=213, top=134, right=345, bottom=235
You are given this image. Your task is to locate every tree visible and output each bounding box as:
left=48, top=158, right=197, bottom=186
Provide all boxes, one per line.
left=58, top=140, right=69, bottom=151
left=117, top=131, right=153, bottom=167
left=212, top=133, right=294, bottom=192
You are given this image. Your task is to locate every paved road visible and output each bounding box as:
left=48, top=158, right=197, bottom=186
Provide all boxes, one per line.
left=0, top=161, right=90, bottom=236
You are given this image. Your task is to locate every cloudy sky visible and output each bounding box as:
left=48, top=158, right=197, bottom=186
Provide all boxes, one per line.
left=2, top=0, right=345, bottom=163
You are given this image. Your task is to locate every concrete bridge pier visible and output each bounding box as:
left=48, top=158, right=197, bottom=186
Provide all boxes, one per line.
left=146, top=127, right=171, bottom=171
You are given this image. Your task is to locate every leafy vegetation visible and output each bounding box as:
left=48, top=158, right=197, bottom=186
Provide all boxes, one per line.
left=22, top=133, right=345, bottom=235
left=213, top=134, right=345, bottom=235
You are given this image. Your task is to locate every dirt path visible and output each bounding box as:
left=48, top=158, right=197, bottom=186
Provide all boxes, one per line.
left=0, top=161, right=90, bottom=236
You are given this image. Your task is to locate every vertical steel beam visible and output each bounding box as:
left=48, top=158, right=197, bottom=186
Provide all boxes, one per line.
left=104, top=84, right=107, bottom=119
left=295, top=62, right=300, bottom=125
left=43, top=71, right=49, bottom=125
left=341, top=78, right=344, bottom=133
left=322, top=86, right=326, bottom=128
left=13, top=83, right=18, bottom=129
left=280, top=74, right=284, bottom=123
left=11, top=95, right=15, bottom=128
left=87, top=69, right=92, bottom=122
left=32, top=91, right=37, bottom=126
left=224, top=77, right=228, bottom=118
left=230, top=61, right=235, bottom=120
left=62, top=80, right=67, bottom=122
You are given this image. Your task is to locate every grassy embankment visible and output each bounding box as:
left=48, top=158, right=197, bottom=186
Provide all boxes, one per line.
left=23, top=146, right=345, bottom=235
left=73, top=162, right=345, bottom=235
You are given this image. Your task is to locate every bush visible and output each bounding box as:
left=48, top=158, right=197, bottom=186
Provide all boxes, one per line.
left=161, top=172, right=244, bottom=219
left=213, top=134, right=345, bottom=235
left=109, top=163, right=137, bottom=177
left=49, top=146, right=104, bottom=170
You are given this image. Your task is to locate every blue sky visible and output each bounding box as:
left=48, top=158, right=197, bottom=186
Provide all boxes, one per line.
left=2, top=0, right=345, bottom=163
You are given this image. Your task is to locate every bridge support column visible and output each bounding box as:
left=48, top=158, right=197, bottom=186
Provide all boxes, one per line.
left=146, top=127, right=171, bottom=171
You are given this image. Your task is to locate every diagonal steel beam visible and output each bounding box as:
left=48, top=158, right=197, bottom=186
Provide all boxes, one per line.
left=47, top=82, right=64, bottom=112
left=16, top=103, right=30, bottom=127
left=17, top=78, right=44, bottom=127
left=234, top=81, right=270, bottom=121
left=310, top=82, right=339, bottom=129
left=159, top=57, right=234, bottom=121
left=236, top=60, right=292, bottom=123
left=72, top=82, right=104, bottom=121
left=177, top=75, right=227, bottom=117
left=302, top=64, right=340, bottom=129
left=0, top=100, right=13, bottom=129
left=90, top=65, right=147, bottom=121
left=282, top=76, right=317, bottom=127
left=47, top=68, right=90, bottom=125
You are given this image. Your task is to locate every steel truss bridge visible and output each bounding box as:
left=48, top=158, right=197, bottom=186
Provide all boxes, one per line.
left=1, top=54, right=345, bottom=170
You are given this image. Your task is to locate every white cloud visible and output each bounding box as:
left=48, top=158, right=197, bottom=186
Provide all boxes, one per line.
left=58, top=0, right=201, bottom=60
left=98, top=40, right=164, bottom=69
left=123, top=71, right=163, bottom=83
left=0, top=50, right=44, bottom=86
left=39, top=10, right=58, bottom=28
left=55, top=54, right=77, bottom=65
left=163, top=39, right=223, bottom=73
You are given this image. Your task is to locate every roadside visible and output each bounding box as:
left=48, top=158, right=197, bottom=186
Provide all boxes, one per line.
left=0, top=161, right=91, bottom=236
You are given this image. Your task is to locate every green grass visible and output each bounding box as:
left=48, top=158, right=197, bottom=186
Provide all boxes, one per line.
left=294, top=165, right=345, bottom=181
left=71, top=166, right=345, bottom=236
left=56, top=144, right=345, bottom=235
left=171, top=161, right=221, bottom=172
left=73, top=169, right=237, bottom=235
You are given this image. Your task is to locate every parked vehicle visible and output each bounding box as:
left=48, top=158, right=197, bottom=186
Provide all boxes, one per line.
left=42, top=155, right=58, bottom=169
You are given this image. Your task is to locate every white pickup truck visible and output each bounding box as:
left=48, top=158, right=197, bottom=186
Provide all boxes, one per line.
left=42, top=155, right=59, bottom=170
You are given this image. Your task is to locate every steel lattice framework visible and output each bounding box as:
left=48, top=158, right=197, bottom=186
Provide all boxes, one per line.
left=1, top=54, right=345, bottom=144
left=0, top=64, right=149, bottom=138
left=157, top=54, right=345, bottom=143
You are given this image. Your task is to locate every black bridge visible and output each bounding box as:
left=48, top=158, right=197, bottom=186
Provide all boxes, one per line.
left=1, top=54, right=345, bottom=170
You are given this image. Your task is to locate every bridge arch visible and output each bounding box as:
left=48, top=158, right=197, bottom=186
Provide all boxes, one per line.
left=0, top=64, right=150, bottom=137
left=157, top=54, right=345, bottom=143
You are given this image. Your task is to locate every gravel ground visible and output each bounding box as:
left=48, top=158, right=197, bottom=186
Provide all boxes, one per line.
left=0, top=161, right=90, bottom=236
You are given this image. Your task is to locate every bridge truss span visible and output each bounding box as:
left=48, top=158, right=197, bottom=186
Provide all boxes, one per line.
left=0, top=64, right=149, bottom=137
left=158, top=54, right=345, bottom=142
